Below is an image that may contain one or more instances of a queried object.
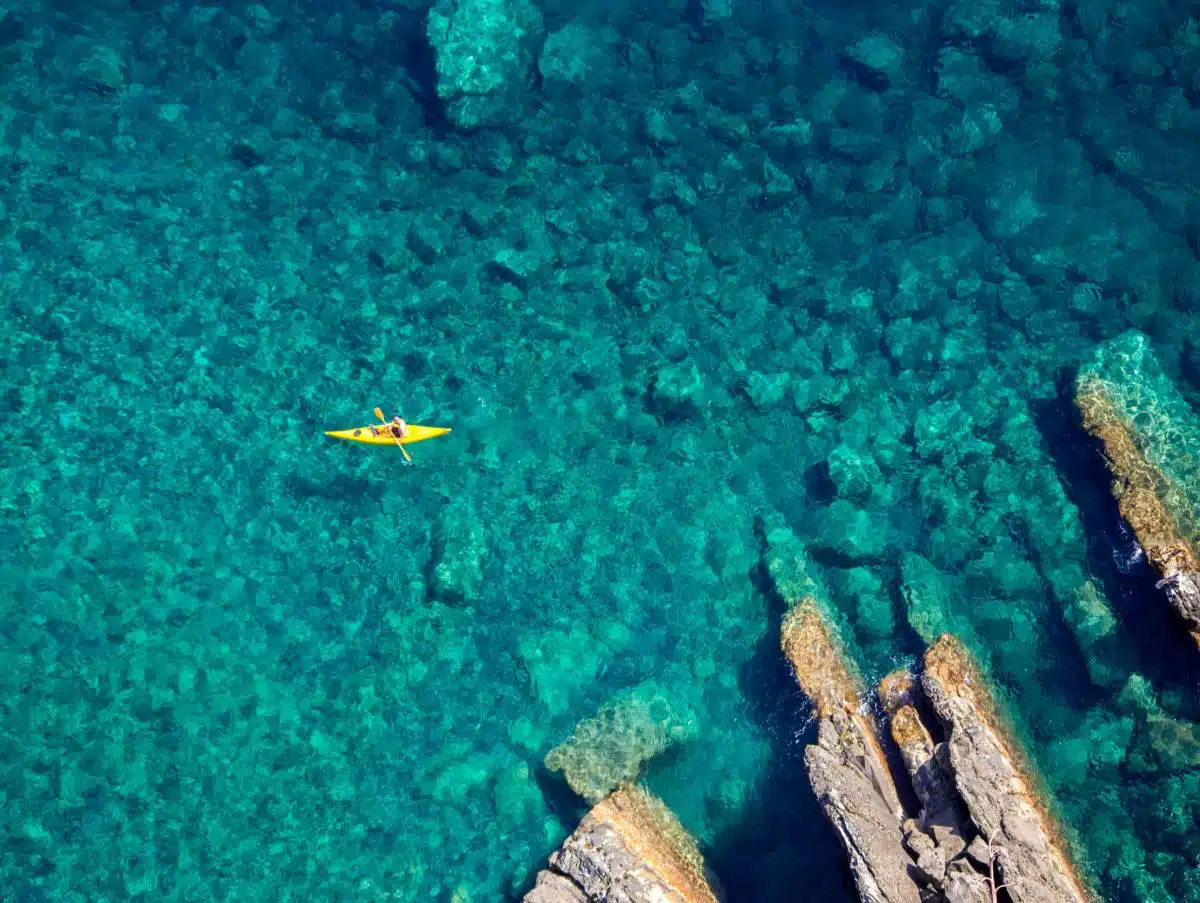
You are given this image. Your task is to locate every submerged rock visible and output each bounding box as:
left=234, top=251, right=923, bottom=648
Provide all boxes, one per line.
left=544, top=680, right=697, bottom=803
left=430, top=500, right=487, bottom=605
left=426, top=0, right=545, bottom=130
left=1077, top=330, right=1200, bottom=647
left=524, top=785, right=723, bottom=903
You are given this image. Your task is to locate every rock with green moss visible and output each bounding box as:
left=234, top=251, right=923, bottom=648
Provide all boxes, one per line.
left=1059, top=581, right=1127, bottom=689
left=544, top=680, right=697, bottom=802
left=1079, top=330, right=1200, bottom=524
left=832, top=566, right=895, bottom=641
left=815, top=499, right=889, bottom=561
left=761, top=515, right=825, bottom=605
left=744, top=370, right=791, bottom=410
left=1078, top=329, right=1200, bottom=645
left=648, top=359, right=705, bottom=421
left=900, top=553, right=955, bottom=644
left=827, top=444, right=887, bottom=505
left=537, top=23, right=615, bottom=96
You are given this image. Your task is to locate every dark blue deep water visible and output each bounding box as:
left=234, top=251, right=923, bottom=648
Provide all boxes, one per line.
left=2, top=0, right=1199, bottom=900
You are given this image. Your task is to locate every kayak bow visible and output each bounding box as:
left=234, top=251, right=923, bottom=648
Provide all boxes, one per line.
left=325, top=424, right=452, bottom=447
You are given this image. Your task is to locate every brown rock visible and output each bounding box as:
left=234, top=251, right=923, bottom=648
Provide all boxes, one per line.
left=782, top=602, right=921, bottom=903
left=781, top=599, right=862, bottom=719
left=524, top=785, right=722, bottom=903
left=1077, top=383, right=1200, bottom=647
left=878, top=672, right=959, bottom=824
left=921, top=636, right=1091, bottom=903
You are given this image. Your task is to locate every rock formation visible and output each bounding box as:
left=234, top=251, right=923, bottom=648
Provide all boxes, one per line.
left=780, top=602, right=1092, bottom=903
left=781, top=601, right=921, bottom=903
left=877, top=671, right=970, bottom=874
left=529, top=681, right=716, bottom=903
left=1077, top=330, right=1200, bottom=647
left=544, top=680, right=697, bottom=803
left=922, top=637, right=1090, bottom=903
left=426, top=0, right=545, bottom=130
left=524, top=785, right=723, bottom=903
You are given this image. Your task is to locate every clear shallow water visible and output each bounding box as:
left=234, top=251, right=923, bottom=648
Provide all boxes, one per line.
left=2, top=1, right=1199, bottom=901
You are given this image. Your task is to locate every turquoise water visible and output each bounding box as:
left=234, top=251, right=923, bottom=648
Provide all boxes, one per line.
left=2, top=1, right=1199, bottom=901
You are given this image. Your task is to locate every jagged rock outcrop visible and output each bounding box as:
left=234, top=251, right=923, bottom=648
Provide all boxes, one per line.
left=781, top=602, right=922, bottom=903
left=780, top=596, right=1091, bottom=903
left=1077, top=330, right=1200, bottom=647
left=922, top=636, right=1090, bottom=903
left=529, top=681, right=716, bottom=902
left=524, top=785, right=722, bottom=903
left=878, top=671, right=970, bottom=876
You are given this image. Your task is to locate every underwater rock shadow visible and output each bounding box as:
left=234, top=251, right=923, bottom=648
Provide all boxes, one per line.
left=387, top=7, right=451, bottom=135
left=1031, top=383, right=1200, bottom=702
left=283, top=471, right=376, bottom=503
left=511, top=760, right=592, bottom=897
left=703, top=555, right=858, bottom=903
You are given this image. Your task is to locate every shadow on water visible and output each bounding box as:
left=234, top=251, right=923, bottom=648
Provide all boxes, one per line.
left=388, top=7, right=451, bottom=134
left=1032, top=379, right=1200, bottom=711
left=704, top=528, right=857, bottom=903
left=284, top=472, right=376, bottom=503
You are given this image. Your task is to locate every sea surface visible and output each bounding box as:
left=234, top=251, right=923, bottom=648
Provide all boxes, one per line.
left=2, top=1, right=1199, bottom=901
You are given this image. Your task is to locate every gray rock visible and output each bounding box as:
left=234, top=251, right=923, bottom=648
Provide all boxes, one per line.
left=524, top=786, right=722, bottom=903
left=922, top=637, right=1090, bottom=903
left=1160, top=572, right=1200, bottom=642
left=945, top=873, right=988, bottom=903
left=964, top=835, right=993, bottom=871
left=783, top=604, right=921, bottom=903
left=914, top=846, right=946, bottom=886
left=901, top=819, right=934, bottom=860
left=804, top=712, right=922, bottom=903
left=524, top=871, right=589, bottom=903
left=945, top=855, right=981, bottom=882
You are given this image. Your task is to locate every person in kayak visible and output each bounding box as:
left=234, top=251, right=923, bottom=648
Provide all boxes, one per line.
left=371, top=416, right=408, bottom=439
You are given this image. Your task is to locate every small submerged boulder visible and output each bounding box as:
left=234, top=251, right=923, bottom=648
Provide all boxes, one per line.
left=427, top=0, right=545, bottom=130
left=430, top=500, right=487, bottom=605
left=544, top=680, right=697, bottom=803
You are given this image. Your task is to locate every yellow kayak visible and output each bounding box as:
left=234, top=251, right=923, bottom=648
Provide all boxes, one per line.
left=325, top=424, right=451, bottom=446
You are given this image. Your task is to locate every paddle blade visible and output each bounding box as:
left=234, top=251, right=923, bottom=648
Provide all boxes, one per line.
left=373, top=407, right=385, bottom=421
